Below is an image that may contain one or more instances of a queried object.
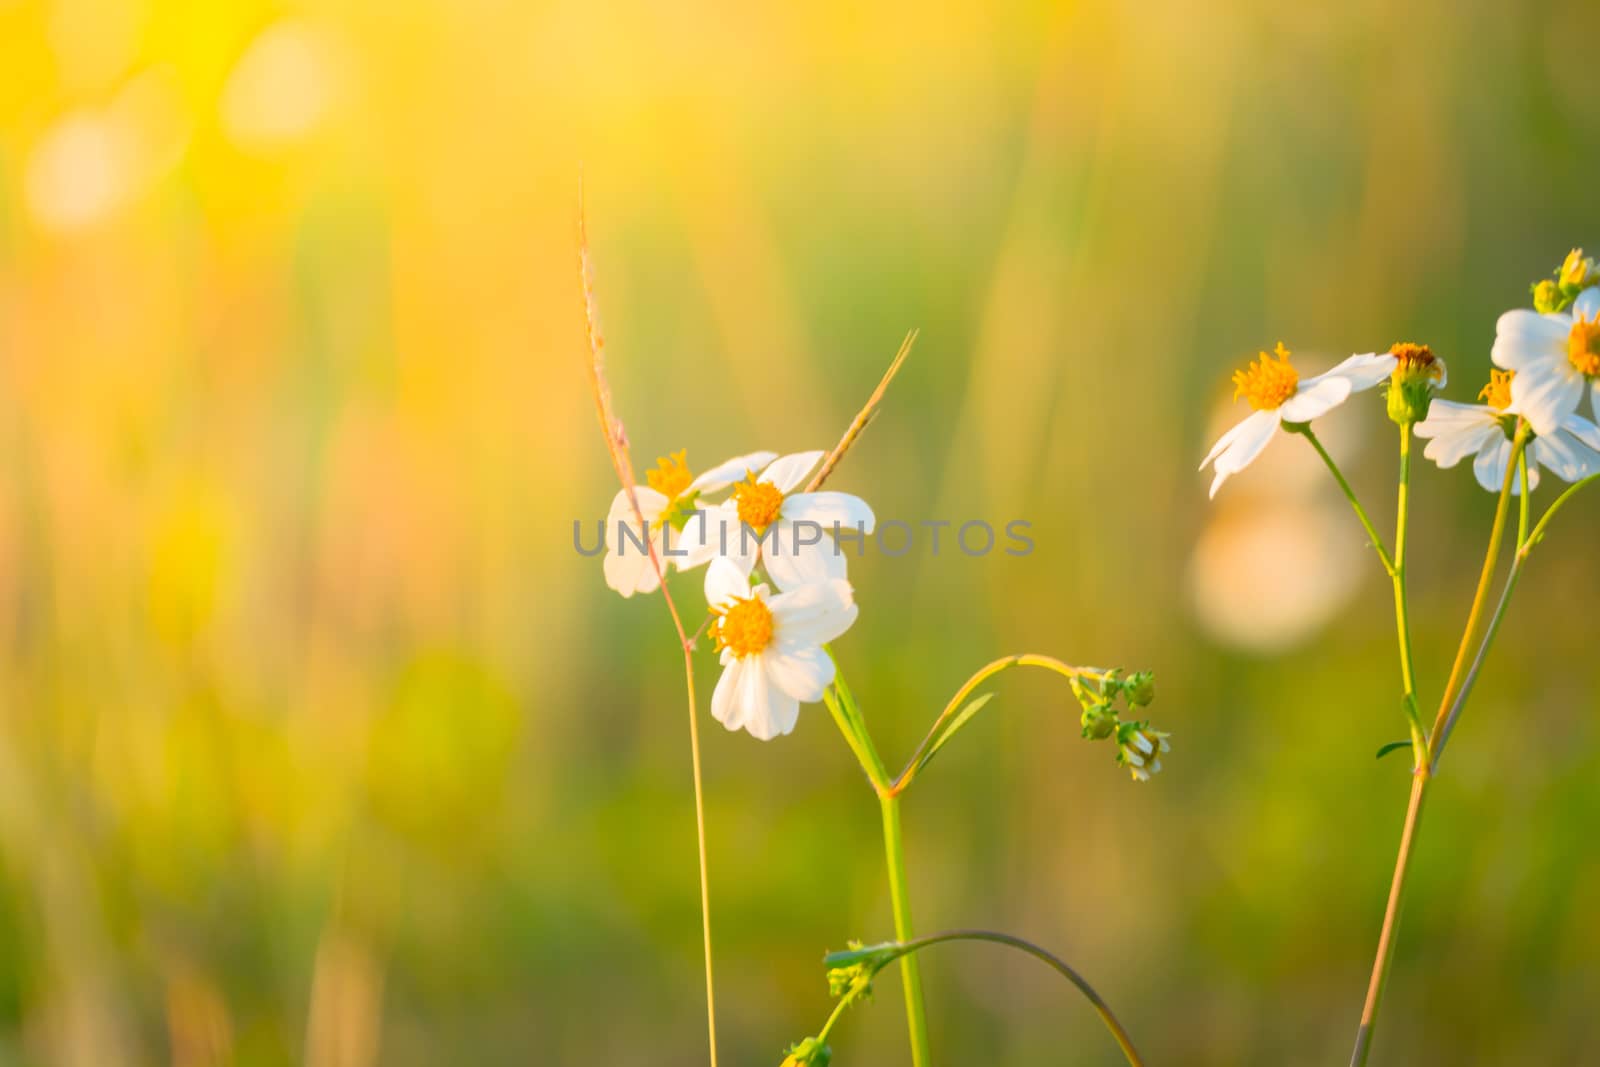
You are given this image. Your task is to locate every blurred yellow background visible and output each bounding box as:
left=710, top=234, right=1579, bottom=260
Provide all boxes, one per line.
left=2, top=0, right=1599, bottom=1063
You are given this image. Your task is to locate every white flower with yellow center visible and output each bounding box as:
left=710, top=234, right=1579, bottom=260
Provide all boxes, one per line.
left=703, top=557, right=858, bottom=740
left=1491, top=288, right=1600, bottom=437
left=603, top=449, right=777, bottom=597
left=680, top=450, right=876, bottom=591
left=1201, top=343, right=1398, bottom=498
left=1414, top=369, right=1600, bottom=494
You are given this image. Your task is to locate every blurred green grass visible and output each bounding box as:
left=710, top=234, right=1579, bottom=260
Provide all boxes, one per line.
left=1, top=0, right=1599, bottom=1063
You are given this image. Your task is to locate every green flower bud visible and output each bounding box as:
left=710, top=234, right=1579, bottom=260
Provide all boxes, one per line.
left=1123, top=670, right=1156, bottom=708
left=781, top=1037, right=832, bottom=1066
left=1533, top=279, right=1565, bottom=314
left=1080, top=703, right=1117, bottom=741
left=1385, top=342, right=1446, bottom=426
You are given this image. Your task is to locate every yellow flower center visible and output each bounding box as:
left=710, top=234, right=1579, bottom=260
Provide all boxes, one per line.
left=1231, top=342, right=1299, bottom=411
left=1389, top=341, right=1442, bottom=383
left=711, top=595, right=775, bottom=658
left=1478, top=369, right=1514, bottom=410
left=646, top=449, right=694, bottom=501
left=733, top=475, right=785, bottom=531
left=1568, top=315, right=1600, bottom=379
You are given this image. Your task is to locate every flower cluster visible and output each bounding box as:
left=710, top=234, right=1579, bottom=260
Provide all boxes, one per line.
left=1074, top=670, right=1170, bottom=781
left=605, top=449, right=872, bottom=739
left=1203, top=249, right=1600, bottom=499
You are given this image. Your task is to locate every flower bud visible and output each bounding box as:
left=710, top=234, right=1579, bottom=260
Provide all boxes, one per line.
left=1386, top=342, right=1446, bottom=426
left=1115, top=721, right=1171, bottom=782
left=1080, top=703, right=1117, bottom=741
left=1123, top=670, right=1156, bottom=707
left=781, top=1037, right=832, bottom=1067
left=1560, top=248, right=1592, bottom=292
left=1533, top=279, right=1564, bottom=314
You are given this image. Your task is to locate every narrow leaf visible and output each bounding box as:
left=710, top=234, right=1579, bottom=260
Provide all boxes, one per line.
left=1375, top=740, right=1411, bottom=760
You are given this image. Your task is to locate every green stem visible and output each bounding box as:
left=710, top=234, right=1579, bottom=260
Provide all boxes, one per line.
left=880, top=793, right=931, bottom=1067
left=1300, top=426, right=1394, bottom=575
left=1390, top=427, right=1426, bottom=756
left=1432, top=462, right=1600, bottom=768
left=1354, top=425, right=1528, bottom=1065
left=834, top=931, right=1145, bottom=1066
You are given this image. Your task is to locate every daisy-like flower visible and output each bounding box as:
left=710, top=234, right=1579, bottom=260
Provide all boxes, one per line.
left=1115, top=721, right=1171, bottom=782
left=1491, top=287, right=1600, bottom=437
left=703, top=556, right=858, bottom=740
left=1385, top=342, right=1448, bottom=425
left=1201, top=342, right=1397, bottom=498
left=681, top=451, right=875, bottom=591
left=1414, top=369, right=1600, bottom=494
left=603, top=449, right=776, bottom=597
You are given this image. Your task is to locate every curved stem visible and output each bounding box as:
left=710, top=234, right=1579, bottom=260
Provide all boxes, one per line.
left=1300, top=426, right=1395, bottom=575
left=819, top=930, right=1144, bottom=1066
left=880, top=795, right=931, bottom=1067
left=1426, top=422, right=1527, bottom=747
left=891, top=654, right=1107, bottom=795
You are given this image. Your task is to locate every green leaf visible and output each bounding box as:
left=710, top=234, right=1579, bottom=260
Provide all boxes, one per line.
left=914, top=692, right=996, bottom=776
left=1375, top=740, right=1411, bottom=760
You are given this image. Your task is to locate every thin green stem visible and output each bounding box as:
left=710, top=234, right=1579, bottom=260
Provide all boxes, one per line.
left=1426, top=422, right=1527, bottom=746
left=880, top=793, right=931, bottom=1067
left=1390, top=427, right=1426, bottom=757
left=1433, top=462, right=1599, bottom=768
left=817, top=930, right=1143, bottom=1066
left=1354, top=425, right=1529, bottom=1065
left=1517, top=451, right=1531, bottom=551
left=1300, top=426, right=1395, bottom=575
left=891, top=654, right=1106, bottom=795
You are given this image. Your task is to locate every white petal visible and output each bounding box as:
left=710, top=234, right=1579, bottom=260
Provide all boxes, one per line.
left=764, top=520, right=850, bottom=592
left=687, top=450, right=779, bottom=494
left=1207, top=409, right=1279, bottom=498
left=758, top=450, right=826, bottom=493
left=677, top=503, right=759, bottom=574
left=770, top=579, right=858, bottom=650
left=1510, top=364, right=1585, bottom=437
left=704, top=556, right=755, bottom=608
left=1277, top=375, right=1353, bottom=422
left=780, top=491, right=876, bottom=534
left=1534, top=429, right=1600, bottom=483
left=1492, top=310, right=1568, bottom=370
left=1415, top=399, right=1498, bottom=436
left=763, top=645, right=836, bottom=703
left=1433, top=358, right=1449, bottom=390
left=711, top=658, right=749, bottom=732
left=1420, top=420, right=1500, bottom=470
left=1472, top=437, right=1539, bottom=495
left=605, top=486, right=668, bottom=525
left=1561, top=411, right=1600, bottom=453
left=1573, top=287, right=1600, bottom=320
left=1592, top=379, right=1600, bottom=426
left=602, top=535, right=663, bottom=596
left=1200, top=411, right=1256, bottom=470
left=737, top=659, right=798, bottom=740
left=1304, top=351, right=1396, bottom=392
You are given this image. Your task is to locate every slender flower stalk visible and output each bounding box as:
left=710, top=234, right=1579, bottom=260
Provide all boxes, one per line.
left=790, top=930, right=1144, bottom=1067
left=577, top=189, right=720, bottom=1066
left=1350, top=425, right=1527, bottom=1066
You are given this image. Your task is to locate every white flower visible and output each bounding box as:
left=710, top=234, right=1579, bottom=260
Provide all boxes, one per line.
left=603, top=449, right=777, bottom=597
left=1201, top=343, right=1397, bottom=498
left=1490, top=287, right=1600, bottom=437
left=680, top=450, right=876, bottom=591
left=1414, top=369, right=1600, bottom=494
left=1116, top=723, right=1171, bottom=782
left=703, top=557, right=858, bottom=740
